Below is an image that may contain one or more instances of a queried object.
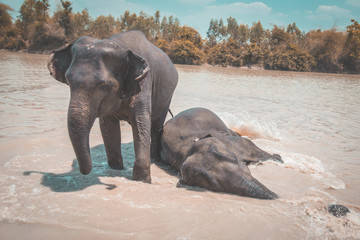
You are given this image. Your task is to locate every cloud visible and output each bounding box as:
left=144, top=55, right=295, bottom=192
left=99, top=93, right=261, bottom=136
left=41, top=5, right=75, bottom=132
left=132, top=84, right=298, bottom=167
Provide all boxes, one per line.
left=70, top=0, right=168, bottom=18
left=305, top=5, right=353, bottom=30
left=315, top=5, right=352, bottom=17
left=204, top=2, right=272, bottom=17
left=179, top=0, right=216, bottom=4
left=346, top=0, right=360, bottom=7
left=306, top=5, right=352, bottom=22
left=181, top=1, right=277, bottom=36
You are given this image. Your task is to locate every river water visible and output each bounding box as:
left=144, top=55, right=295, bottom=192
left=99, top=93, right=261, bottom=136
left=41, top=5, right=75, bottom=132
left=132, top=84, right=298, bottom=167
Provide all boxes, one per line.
left=0, top=51, right=359, bottom=239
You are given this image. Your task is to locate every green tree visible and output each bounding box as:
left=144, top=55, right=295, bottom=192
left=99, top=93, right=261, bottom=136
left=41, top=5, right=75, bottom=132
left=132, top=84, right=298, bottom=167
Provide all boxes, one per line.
left=0, top=3, right=13, bottom=28
left=286, top=22, right=303, bottom=45
left=73, top=9, right=91, bottom=37
left=341, top=19, right=360, bottom=72
left=226, top=17, right=239, bottom=41
left=305, top=29, right=346, bottom=72
left=168, top=39, right=204, bottom=64
left=264, top=44, right=315, bottom=71
left=167, top=26, right=204, bottom=65
left=0, top=4, right=25, bottom=49
left=238, top=24, right=249, bottom=46
left=153, top=10, right=161, bottom=40
left=131, top=11, right=156, bottom=40
left=177, top=26, right=203, bottom=49
left=206, top=18, right=227, bottom=46
left=271, top=25, right=290, bottom=46
left=250, top=20, right=265, bottom=46
left=89, top=15, right=116, bottom=39
left=17, top=0, right=50, bottom=48
left=18, top=0, right=36, bottom=41
left=345, top=19, right=360, bottom=59
left=33, top=0, right=49, bottom=22
left=207, top=38, right=242, bottom=67
left=243, top=43, right=263, bottom=66
left=55, top=0, right=74, bottom=40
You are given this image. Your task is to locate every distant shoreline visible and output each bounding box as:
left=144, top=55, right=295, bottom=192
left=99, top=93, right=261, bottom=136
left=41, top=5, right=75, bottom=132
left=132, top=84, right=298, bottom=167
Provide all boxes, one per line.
left=2, top=49, right=359, bottom=75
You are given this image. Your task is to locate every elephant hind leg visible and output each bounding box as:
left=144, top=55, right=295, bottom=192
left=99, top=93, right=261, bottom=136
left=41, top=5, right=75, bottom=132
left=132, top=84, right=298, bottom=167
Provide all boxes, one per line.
left=151, top=102, right=172, bottom=161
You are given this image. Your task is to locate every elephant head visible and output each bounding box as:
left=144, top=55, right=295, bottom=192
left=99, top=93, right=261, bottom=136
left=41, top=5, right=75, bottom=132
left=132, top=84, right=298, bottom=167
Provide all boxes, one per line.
left=47, top=36, right=150, bottom=175
left=180, top=135, right=279, bottom=199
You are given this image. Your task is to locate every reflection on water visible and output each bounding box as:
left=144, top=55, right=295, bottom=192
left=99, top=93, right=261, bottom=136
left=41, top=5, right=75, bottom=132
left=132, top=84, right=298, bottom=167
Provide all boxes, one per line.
left=0, top=51, right=360, bottom=239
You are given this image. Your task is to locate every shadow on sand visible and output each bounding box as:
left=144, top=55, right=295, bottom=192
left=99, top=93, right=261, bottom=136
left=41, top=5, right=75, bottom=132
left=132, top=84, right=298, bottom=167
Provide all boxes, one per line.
left=23, top=143, right=136, bottom=192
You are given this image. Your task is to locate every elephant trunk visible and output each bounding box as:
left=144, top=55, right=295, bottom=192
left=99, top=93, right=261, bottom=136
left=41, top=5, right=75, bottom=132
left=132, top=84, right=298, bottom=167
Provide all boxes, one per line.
left=67, top=95, right=97, bottom=175
left=230, top=174, right=278, bottom=200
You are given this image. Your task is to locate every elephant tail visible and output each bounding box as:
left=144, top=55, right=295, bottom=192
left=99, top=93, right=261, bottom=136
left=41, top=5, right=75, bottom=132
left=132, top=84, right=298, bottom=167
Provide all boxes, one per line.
left=168, top=108, right=174, bottom=118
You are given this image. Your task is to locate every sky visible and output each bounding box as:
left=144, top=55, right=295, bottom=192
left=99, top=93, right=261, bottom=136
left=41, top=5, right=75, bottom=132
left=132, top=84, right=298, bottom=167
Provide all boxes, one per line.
left=2, top=0, right=359, bottom=36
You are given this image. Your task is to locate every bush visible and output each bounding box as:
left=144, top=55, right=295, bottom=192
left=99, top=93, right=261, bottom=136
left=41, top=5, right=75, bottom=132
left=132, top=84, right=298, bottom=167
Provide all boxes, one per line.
left=264, top=45, right=315, bottom=71
left=207, top=38, right=242, bottom=67
left=168, top=39, right=204, bottom=65
left=28, top=23, right=66, bottom=53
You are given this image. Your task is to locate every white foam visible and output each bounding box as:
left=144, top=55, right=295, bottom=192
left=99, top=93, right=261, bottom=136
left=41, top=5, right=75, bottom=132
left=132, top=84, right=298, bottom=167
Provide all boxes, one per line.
left=217, top=111, right=281, bottom=140
left=284, top=152, right=325, bottom=175
left=280, top=152, right=346, bottom=190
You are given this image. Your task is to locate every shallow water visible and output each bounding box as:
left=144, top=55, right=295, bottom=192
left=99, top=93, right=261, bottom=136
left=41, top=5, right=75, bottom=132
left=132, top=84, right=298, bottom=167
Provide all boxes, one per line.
left=0, top=51, right=360, bottom=239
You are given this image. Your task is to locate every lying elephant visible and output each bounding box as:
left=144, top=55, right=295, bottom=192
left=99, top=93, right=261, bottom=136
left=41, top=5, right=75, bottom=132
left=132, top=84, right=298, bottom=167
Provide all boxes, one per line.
left=48, top=31, right=178, bottom=183
left=160, top=108, right=283, bottom=199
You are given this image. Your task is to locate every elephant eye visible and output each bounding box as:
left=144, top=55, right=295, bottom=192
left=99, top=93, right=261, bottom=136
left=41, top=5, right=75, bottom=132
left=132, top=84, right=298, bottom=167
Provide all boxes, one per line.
left=97, top=81, right=110, bottom=91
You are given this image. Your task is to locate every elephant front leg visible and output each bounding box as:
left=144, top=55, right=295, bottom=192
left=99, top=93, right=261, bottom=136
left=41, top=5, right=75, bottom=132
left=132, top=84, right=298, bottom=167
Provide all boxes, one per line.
left=131, top=115, right=152, bottom=183
left=99, top=116, right=124, bottom=170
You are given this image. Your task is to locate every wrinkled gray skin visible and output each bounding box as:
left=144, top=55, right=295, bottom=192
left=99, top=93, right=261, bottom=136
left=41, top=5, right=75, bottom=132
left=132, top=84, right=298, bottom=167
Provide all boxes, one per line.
left=160, top=108, right=283, bottom=199
left=48, top=31, right=178, bottom=183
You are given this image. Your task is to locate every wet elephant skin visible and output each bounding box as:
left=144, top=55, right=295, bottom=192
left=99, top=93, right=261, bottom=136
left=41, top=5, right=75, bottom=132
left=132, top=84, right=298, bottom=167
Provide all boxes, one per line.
left=48, top=31, right=178, bottom=183
left=160, top=108, right=283, bottom=199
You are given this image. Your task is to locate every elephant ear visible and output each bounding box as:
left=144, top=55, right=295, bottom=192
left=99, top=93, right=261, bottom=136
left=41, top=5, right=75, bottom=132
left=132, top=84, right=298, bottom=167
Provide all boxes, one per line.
left=121, top=50, right=150, bottom=98
left=47, top=44, right=73, bottom=85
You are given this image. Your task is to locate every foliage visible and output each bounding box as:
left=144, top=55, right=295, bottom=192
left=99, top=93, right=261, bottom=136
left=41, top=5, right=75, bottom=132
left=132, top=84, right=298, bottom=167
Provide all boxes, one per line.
left=207, top=38, right=242, bottom=67
left=0, top=3, right=13, bottom=28
left=305, top=29, right=346, bottom=73
left=243, top=43, right=263, bottom=66
left=341, top=19, right=360, bottom=73
left=168, top=39, right=204, bottom=65
left=72, top=9, right=91, bottom=37
left=167, top=26, right=204, bottom=64
left=250, top=21, right=265, bottom=46
left=1, top=0, right=359, bottom=73
left=53, top=0, right=74, bottom=39
left=206, top=18, right=227, bottom=46
left=0, top=4, right=25, bottom=49
left=88, top=15, right=116, bottom=39
left=264, top=45, right=315, bottom=71
left=345, top=19, right=360, bottom=59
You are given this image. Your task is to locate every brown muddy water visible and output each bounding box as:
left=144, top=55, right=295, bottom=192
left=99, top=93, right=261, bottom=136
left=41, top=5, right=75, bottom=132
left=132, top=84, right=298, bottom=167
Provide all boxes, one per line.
left=0, top=51, right=360, bottom=239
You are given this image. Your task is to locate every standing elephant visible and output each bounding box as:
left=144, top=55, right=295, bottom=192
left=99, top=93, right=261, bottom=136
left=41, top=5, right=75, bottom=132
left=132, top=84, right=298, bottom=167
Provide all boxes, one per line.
left=48, top=31, right=178, bottom=183
left=160, top=108, right=282, bottom=199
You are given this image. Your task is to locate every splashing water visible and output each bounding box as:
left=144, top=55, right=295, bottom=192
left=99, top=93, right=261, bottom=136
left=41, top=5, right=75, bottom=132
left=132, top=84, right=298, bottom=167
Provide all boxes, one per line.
left=217, top=111, right=281, bottom=140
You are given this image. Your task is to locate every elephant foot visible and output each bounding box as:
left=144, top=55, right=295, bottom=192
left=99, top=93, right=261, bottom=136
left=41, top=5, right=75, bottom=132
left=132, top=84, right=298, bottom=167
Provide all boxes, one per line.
left=133, top=163, right=151, bottom=183
left=108, top=157, right=124, bottom=170
left=109, top=162, right=124, bottom=170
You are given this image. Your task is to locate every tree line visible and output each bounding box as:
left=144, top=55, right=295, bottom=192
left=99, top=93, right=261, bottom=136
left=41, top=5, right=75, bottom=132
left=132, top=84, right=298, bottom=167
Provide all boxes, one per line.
left=0, top=0, right=359, bottom=73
